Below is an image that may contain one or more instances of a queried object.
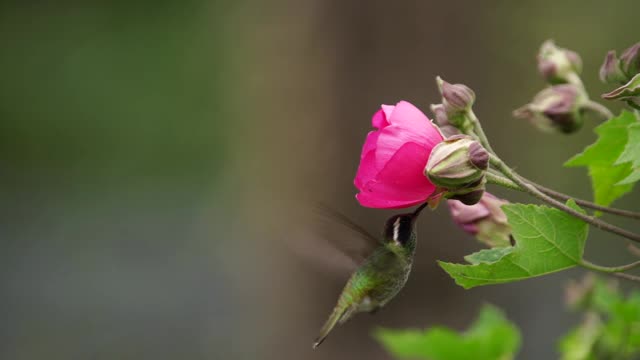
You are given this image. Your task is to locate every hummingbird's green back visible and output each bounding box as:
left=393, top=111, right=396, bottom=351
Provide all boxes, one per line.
left=313, top=210, right=421, bottom=349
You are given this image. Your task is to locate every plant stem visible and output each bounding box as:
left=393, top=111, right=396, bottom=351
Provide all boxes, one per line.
left=584, top=100, right=614, bottom=120
left=486, top=172, right=640, bottom=220
left=486, top=172, right=522, bottom=190
left=614, top=272, right=640, bottom=283
left=490, top=155, right=640, bottom=244
left=467, top=110, right=495, bottom=154
left=579, top=259, right=640, bottom=273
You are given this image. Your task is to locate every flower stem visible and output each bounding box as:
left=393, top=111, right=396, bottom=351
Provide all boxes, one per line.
left=579, top=259, right=640, bottom=273
left=614, top=272, right=640, bottom=283
left=490, top=154, right=640, bottom=244
left=583, top=100, right=614, bottom=120
left=466, top=110, right=495, bottom=155
left=486, top=172, right=640, bottom=220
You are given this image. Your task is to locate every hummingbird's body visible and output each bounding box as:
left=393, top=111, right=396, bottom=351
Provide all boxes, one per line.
left=313, top=205, right=424, bottom=349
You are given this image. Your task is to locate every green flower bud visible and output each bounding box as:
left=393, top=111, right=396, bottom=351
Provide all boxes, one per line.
left=620, top=42, right=640, bottom=78
left=425, top=135, right=489, bottom=192
left=513, top=84, right=586, bottom=134
left=599, top=51, right=627, bottom=84
left=602, top=73, right=640, bottom=107
left=537, top=40, right=582, bottom=84
left=430, top=104, right=459, bottom=137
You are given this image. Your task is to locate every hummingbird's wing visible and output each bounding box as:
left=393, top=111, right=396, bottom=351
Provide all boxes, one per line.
left=287, top=203, right=381, bottom=274
left=313, top=203, right=382, bottom=246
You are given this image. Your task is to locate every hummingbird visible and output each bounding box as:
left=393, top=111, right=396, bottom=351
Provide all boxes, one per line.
left=312, top=202, right=428, bottom=349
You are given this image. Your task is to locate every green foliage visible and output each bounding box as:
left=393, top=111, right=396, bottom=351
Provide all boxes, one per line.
left=616, top=122, right=640, bottom=184
left=375, top=304, right=520, bottom=360
left=559, top=277, right=640, bottom=360
left=565, top=111, right=637, bottom=206
left=439, top=201, right=587, bottom=289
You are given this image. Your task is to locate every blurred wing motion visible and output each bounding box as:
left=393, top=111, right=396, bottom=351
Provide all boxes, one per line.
left=313, top=202, right=382, bottom=254
left=288, top=203, right=381, bottom=274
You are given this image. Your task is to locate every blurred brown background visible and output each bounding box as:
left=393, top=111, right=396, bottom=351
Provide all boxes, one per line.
left=1, top=1, right=640, bottom=359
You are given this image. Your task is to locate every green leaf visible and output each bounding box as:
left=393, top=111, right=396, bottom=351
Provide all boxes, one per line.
left=374, top=304, right=520, bottom=360
left=439, top=201, right=588, bottom=289
left=464, top=247, right=515, bottom=265
left=565, top=111, right=637, bottom=206
left=616, top=122, right=640, bottom=185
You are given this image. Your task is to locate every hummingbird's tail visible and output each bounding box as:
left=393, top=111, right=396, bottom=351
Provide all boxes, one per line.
left=312, top=303, right=351, bottom=349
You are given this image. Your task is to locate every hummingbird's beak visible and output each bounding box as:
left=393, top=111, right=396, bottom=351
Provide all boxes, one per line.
left=411, top=202, right=429, bottom=218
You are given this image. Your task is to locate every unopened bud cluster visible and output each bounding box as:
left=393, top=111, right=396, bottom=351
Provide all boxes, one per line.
left=599, top=42, right=640, bottom=84
left=425, top=135, right=489, bottom=205
left=516, top=40, right=606, bottom=134
left=599, top=42, right=640, bottom=106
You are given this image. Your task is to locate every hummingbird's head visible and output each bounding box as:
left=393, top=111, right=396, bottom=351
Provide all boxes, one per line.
left=382, top=202, right=427, bottom=246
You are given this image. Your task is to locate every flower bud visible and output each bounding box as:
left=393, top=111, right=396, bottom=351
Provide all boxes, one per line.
left=447, top=180, right=486, bottom=206
left=620, top=42, right=640, bottom=78
left=537, top=40, right=582, bottom=84
left=436, top=76, right=476, bottom=115
left=602, top=73, right=640, bottom=102
left=447, top=192, right=512, bottom=247
left=513, top=84, right=586, bottom=134
left=424, top=135, right=489, bottom=191
left=430, top=104, right=459, bottom=137
left=599, top=51, right=627, bottom=84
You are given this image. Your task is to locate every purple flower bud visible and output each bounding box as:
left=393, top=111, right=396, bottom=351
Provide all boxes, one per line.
left=599, top=51, right=626, bottom=84
left=448, top=192, right=512, bottom=247
left=537, top=40, right=582, bottom=84
left=513, top=84, right=586, bottom=134
left=436, top=77, right=476, bottom=127
left=425, top=135, right=488, bottom=191
left=448, top=187, right=485, bottom=206
left=620, top=42, right=640, bottom=78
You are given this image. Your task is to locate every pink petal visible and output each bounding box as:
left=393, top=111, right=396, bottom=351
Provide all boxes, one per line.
left=356, top=192, right=425, bottom=209
left=354, top=150, right=377, bottom=189
left=375, top=102, right=443, bottom=168
left=360, top=130, right=380, bottom=160
left=376, top=142, right=434, bottom=194
left=371, top=108, right=390, bottom=129
left=381, top=104, right=395, bottom=123
left=355, top=142, right=435, bottom=209
left=388, top=101, right=441, bottom=139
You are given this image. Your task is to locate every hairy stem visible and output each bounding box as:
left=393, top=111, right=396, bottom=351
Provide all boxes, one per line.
left=490, top=155, right=640, bottom=244
left=467, top=110, right=495, bottom=155
left=583, top=100, right=614, bottom=120
left=614, top=272, right=640, bottom=283
left=579, top=259, right=640, bottom=273
left=486, top=172, right=640, bottom=220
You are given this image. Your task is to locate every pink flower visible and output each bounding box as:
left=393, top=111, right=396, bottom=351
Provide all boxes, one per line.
left=354, top=101, right=444, bottom=208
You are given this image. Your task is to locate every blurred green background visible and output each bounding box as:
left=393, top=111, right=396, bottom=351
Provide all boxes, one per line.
left=1, top=1, right=639, bottom=359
